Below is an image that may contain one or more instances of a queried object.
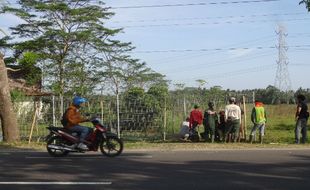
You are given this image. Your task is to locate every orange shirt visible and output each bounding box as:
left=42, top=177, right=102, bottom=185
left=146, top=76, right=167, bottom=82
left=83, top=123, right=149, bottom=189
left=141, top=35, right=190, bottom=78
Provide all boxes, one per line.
left=65, top=105, right=88, bottom=128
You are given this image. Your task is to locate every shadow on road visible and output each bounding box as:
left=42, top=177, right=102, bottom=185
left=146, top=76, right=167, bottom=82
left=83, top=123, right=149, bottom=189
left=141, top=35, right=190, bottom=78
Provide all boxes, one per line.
left=1, top=149, right=310, bottom=190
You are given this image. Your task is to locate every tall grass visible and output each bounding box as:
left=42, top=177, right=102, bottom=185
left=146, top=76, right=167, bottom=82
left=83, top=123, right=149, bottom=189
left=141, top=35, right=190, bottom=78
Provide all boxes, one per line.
left=165, top=104, right=307, bottom=144
left=244, top=104, right=298, bottom=144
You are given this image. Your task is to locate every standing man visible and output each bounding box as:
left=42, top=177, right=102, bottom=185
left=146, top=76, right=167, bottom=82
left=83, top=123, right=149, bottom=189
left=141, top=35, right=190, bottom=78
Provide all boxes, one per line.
left=224, top=97, right=242, bottom=143
left=189, top=104, right=203, bottom=141
left=250, top=100, right=267, bottom=144
left=189, top=104, right=203, bottom=129
left=295, top=94, right=309, bottom=144
left=203, top=102, right=218, bottom=143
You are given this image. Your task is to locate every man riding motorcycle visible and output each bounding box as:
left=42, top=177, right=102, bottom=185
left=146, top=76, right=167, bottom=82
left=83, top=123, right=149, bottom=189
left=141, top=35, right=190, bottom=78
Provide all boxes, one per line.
left=63, top=96, right=91, bottom=150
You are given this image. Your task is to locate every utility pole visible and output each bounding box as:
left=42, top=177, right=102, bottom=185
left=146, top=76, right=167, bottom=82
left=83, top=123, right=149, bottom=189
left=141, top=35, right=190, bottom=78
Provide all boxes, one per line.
left=274, top=25, right=292, bottom=103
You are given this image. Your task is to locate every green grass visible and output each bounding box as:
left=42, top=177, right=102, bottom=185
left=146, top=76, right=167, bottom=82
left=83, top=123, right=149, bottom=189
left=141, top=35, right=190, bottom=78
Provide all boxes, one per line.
left=161, top=104, right=307, bottom=144
left=243, top=104, right=298, bottom=144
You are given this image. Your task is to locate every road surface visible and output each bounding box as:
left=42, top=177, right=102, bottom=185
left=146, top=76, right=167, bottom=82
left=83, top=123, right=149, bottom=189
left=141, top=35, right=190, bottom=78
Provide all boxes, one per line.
left=0, top=148, right=310, bottom=190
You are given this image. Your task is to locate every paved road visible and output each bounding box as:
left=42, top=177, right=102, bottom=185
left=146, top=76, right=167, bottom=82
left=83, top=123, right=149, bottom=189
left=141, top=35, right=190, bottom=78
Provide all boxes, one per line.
left=1, top=148, right=310, bottom=190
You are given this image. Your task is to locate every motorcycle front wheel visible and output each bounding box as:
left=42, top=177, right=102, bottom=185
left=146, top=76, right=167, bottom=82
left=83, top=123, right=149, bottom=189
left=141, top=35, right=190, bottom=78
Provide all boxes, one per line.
left=100, top=136, right=123, bottom=157
left=46, top=136, right=70, bottom=157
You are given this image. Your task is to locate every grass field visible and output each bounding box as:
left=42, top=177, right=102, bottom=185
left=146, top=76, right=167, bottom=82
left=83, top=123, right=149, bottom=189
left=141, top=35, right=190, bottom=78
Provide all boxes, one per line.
left=243, top=104, right=297, bottom=144
left=153, top=104, right=304, bottom=144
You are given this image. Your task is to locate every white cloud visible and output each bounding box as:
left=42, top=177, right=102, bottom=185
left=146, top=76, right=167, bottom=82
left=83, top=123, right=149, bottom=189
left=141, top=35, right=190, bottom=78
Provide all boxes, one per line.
left=228, top=48, right=253, bottom=58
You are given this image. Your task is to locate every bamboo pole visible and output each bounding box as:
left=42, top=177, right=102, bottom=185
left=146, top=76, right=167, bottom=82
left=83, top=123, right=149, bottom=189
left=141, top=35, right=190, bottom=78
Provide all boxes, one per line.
left=183, top=95, right=187, bottom=118
left=52, top=95, right=56, bottom=126
left=163, top=97, right=167, bottom=141
left=35, top=101, right=40, bottom=136
left=28, top=101, right=38, bottom=144
left=100, top=100, right=104, bottom=122
left=243, top=96, right=247, bottom=140
left=116, top=92, right=120, bottom=138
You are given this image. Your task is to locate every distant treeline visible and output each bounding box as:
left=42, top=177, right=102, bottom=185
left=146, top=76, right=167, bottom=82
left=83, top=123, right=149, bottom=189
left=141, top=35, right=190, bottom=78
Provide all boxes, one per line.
left=235, top=85, right=310, bottom=104
left=170, top=85, right=310, bottom=108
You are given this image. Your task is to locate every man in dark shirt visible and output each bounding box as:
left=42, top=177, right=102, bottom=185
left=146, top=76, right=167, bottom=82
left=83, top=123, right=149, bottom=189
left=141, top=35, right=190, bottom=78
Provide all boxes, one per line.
left=203, top=102, right=218, bottom=143
left=295, top=94, right=309, bottom=144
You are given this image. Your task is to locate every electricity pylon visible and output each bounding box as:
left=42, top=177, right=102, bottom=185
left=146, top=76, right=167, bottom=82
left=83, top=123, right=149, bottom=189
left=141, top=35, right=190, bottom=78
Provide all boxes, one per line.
left=274, top=25, right=293, bottom=103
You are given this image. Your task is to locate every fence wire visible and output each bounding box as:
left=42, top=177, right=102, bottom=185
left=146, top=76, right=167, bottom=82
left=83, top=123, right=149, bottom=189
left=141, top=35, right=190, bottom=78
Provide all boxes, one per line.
left=1, top=93, right=252, bottom=142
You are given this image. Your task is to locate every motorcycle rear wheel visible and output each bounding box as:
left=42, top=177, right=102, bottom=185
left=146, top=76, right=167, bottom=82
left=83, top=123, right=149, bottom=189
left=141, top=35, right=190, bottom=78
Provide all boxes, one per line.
left=100, top=136, right=123, bottom=157
left=46, top=136, right=70, bottom=157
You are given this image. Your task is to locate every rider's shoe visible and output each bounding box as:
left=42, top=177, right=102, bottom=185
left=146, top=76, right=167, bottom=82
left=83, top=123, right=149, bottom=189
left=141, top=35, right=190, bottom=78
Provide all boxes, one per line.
left=77, top=143, right=88, bottom=150
left=67, top=143, right=78, bottom=149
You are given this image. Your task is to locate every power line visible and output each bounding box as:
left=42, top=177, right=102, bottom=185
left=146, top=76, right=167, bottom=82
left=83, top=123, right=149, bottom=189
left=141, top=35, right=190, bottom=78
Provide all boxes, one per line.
left=182, top=63, right=309, bottom=82
left=132, top=45, right=310, bottom=54
left=160, top=34, right=309, bottom=64
left=160, top=51, right=277, bottom=76
left=167, top=60, right=310, bottom=81
left=111, top=12, right=306, bottom=23
left=114, top=18, right=310, bottom=28
left=291, top=63, right=310, bottom=66
left=109, top=0, right=279, bottom=9
left=292, top=48, right=310, bottom=51
left=136, top=34, right=277, bottom=64
left=186, top=64, right=277, bottom=80
left=162, top=51, right=274, bottom=75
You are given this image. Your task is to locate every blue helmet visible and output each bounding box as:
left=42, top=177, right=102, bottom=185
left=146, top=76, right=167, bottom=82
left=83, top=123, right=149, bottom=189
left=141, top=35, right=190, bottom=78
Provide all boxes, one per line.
left=73, top=96, right=87, bottom=106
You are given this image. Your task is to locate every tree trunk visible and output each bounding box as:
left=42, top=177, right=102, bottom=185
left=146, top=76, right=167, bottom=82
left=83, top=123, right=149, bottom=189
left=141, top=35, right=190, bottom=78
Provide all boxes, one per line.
left=0, top=52, right=20, bottom=142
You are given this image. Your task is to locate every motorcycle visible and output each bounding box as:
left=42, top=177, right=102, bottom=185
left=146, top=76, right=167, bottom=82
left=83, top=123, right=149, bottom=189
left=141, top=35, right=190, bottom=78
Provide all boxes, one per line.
left=46, top=117, right=123, bottom=157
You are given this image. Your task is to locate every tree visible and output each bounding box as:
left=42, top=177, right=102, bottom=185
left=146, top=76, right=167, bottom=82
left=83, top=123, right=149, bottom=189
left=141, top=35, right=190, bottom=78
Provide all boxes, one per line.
left=0, top=52, right=20, bottom=142
left=205, top=86, right=226, bottom=107
left=17, top=52, right=41, bottom=86
left=0, top=1, right=20, bottom=142
left=196, top=79, right=207, bottom=90
left=98, top=52, right=167, bottom=136
left=99, top=53, right=166, bottom=94
left=3, top=0, right=122, bottom=114
left=300, top=0, right=310, bottom=11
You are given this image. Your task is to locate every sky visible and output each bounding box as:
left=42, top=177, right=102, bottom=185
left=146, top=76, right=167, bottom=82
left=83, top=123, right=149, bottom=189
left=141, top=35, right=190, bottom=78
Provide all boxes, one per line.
left=1, top=0, right=310, bottom=91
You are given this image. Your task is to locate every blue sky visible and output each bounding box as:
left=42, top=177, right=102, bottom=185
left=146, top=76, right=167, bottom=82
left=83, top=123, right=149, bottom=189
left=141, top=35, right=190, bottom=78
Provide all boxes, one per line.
left=104, top=0, right=310, bottom=91
left=1, top=0, right=310, bottom=91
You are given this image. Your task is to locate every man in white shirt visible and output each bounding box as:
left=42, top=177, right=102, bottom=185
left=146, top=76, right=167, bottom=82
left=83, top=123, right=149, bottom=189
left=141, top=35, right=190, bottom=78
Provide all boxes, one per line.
left=224, top=97, right=242, bottom=143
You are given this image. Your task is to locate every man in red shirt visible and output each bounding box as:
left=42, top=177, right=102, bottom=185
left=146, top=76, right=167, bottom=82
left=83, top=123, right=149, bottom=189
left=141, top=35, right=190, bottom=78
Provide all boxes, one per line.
left=189, top=104, right=203, bottom=129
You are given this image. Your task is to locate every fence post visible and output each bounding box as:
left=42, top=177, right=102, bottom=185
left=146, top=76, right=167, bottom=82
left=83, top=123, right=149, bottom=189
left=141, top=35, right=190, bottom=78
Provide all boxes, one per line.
left=28, top=100, right=38, bottom=144
left=52, top=95, right=56, bottom=126
left=163, top=97, right=167, bottom=141
left=116, top=92, right=120, bottom=138
left=183, top=95, right=187, bottom=118
left=243, top=96, right=247, bottom=141
left=100, top=100, right=104, bottom=122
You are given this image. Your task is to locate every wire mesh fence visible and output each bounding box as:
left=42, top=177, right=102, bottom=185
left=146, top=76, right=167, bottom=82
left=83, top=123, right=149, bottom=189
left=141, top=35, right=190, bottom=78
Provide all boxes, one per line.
left=1, top=92, right=252, bottom=142
left=4, top=94, right=168, bottom=142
